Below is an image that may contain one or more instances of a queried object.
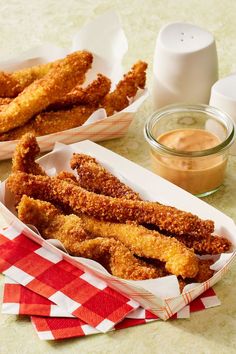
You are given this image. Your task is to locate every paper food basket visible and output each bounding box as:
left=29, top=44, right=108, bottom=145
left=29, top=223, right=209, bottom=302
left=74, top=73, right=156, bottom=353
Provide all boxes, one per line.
left=0, top=11, right=148, bottom=160
left=0, top=140, right=235, bottom=320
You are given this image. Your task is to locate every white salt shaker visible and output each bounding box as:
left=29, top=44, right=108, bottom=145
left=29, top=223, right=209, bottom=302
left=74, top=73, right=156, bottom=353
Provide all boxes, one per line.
left=153, top=22, right=218, bottom=108
left=209, top=74, right=236, bottom=154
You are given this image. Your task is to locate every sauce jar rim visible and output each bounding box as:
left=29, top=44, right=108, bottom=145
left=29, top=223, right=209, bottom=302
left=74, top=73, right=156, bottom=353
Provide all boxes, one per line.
left=144, top=103, right=235, bottom=157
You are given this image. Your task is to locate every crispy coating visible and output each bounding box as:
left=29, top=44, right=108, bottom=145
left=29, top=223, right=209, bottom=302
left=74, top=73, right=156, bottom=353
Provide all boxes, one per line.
left=70, top=153, right=141, bottom=200
left=7, top=172, right=214, bottom=238
left=0, top=61, right=147, bottom=141
left=193, top=259, right=214, bottom=283
left=49, top=74, right=111, bottom=110
left=71, top=156, right=229, bottom=256
left=178, top=259, right=215, bottom=291
left=0, top=72, right=20, bottom=98
left=78, top=215, right=199, bottom=278
left=8, top=173, right=199, bottom=278
left=0, top=51, right=93, bottom=133
left=175, top=234, right=231, bottom=255
left=101, top=61, right=147, bottom=116
left=0, top=97, right=12, bottom=105
left=12, top=133, right=46, bottom=175
left=0, top=105, right=96, bottom=141
left=0, top=74, right=111, bottom=141
left=70, top=155, right=230, bottom=257
left=17, top=196, right=163, bottom=280
left=56, top=171, right=78, bottom=184
left=0, top=59, right=61, bottom=98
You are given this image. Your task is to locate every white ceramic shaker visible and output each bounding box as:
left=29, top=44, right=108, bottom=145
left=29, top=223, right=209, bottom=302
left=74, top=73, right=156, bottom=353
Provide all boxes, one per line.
left=209, top=74, right=236, bottom=154
left=153, top=22, right=218, bottom=109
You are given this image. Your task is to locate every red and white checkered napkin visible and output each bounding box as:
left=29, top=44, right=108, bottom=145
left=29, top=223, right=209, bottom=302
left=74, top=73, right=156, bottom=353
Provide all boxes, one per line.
left=0, top=229, right=139, bottom=333
left=2, top=277, right=221, bottom=340
left=0, top=227, right=221, bottom=340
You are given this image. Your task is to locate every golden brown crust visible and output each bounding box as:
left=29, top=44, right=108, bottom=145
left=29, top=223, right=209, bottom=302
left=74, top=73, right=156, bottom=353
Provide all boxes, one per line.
left=175, top=234, right=231, bottom=255
left=0, top=60, right=147, bottom=141
left=101, top=61, right=147, bottom=115
left=79, top=214, right=199, bottom=278
left=8, top=173, right=200, bottom=278
left=0, top=51, right=93, bottom=134
left=12, top=133, right=46, bottom=175
left=49, top=74, right=111, bottom=110
left=70, top=153, right=141, bottom=200
left=7, top=172, right=214, bottom=238
left=0, top=60, right=61, bottom=98
left=0, top=105, right=96, bottom=141
left=193, top=259, right=214, bottom=283
left=0, top=97, right=12, bottom=105
left=17, top=196, right=164, bottom=280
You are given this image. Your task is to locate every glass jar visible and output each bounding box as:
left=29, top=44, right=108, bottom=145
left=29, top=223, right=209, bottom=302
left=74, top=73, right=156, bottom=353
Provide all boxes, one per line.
left=144, top=104, right=235, bottom=197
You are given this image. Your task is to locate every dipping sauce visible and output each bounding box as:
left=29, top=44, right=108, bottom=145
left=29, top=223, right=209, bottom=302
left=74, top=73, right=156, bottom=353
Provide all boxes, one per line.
left=151, top=129, right=227, bottom=195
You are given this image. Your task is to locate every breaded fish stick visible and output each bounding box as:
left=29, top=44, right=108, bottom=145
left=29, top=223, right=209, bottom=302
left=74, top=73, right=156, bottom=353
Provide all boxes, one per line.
left=175, top=234, right=231, bottom=255
left=79, top=215, right=198, bottom=278
left=192, top=259, right=214, bottom=283
left=70, top=153, right=141, bottom=200
left=0, top=59, right=61, bottom=98
left=12, top=133, right=46, bottom=175
left=0, top=75, right=110, bottom=141
left=0, top=74, right=111, bottom=109
left=49, top=74, right=111, bottom=110
left=17, top=196, right=164, bottom=280
left=7, top=172, right=214, bottom=238
left=16, top=194, right=198, bottom=278
left=0, top=105, right=96, bottom=141
left=0, top=51, right=93, bottom=133
left=71, top=153, right=230, bottom=254
left=101, top=61, right=147, bottom=116
left=179, top=259, right=215, bottom=289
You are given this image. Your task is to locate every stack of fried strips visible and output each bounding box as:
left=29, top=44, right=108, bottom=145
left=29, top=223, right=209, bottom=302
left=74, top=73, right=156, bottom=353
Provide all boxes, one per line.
left=7, top=134, right=231, bottom=291
left=0, top=51, right=147, bottom=141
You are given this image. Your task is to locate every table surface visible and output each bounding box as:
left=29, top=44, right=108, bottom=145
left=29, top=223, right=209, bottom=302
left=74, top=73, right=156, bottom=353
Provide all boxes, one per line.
left=0, top=1, right=236, bottom=353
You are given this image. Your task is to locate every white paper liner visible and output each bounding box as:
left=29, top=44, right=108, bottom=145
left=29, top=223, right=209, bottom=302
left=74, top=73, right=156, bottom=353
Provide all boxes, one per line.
left=0, top=141, right=235, bottom=318
left=0, top=11, right=148, bottom=160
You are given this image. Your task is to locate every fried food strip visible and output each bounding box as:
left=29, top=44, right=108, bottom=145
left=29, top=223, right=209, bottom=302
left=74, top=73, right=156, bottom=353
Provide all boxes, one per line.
left=8, top=174, right=200, bottom=278
left=68, top=237, right=165, bottom=280
left=70, top=155, right=230, bottom=255
left=78, top=215, right=199, bottom=278
left=0, top=59, right=61, bottom=98
left=70, top=153, right=141, bottom=200
left=101, top=61, right=147, bottom=116
left=0, top=61, right=146, bottom=140
left=175, top=234, right=231, bottom=255
left=193, top=259, right=214, bottom=283
left=12, top=133, right=46, bottom=175
left=0, top=51, right=93, bottom=134
left=56, top=171, right=78, bottom=184
left=7, top=172, right=214, bottom=238
left=49, top=74, right=111, bottom=110
left=179, top=259, right=215, bottom=290
left=1, top=74, right=109, bottom=139
left=0, top=105, right=96, bottom=141
left=0, top=73, right=111, bottom=110
left=17, top=196, right=163, bottom=280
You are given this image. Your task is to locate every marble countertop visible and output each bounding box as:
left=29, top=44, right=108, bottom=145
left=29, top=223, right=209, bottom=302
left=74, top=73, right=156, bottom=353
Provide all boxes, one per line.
left=0, top=1, right=236, bottom=353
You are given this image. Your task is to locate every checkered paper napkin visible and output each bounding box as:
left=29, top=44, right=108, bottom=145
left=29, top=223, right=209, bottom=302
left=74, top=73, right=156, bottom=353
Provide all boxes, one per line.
left=0, top=227, right=139, bottom=332
left=2, top=277, right=220, bottom=340
left=0, top=227, right=221, bottom=340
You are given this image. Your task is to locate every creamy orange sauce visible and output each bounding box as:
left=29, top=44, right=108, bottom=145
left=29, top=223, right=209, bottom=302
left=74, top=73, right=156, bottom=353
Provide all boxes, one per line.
left=151, top=129, right=227, bottom=195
